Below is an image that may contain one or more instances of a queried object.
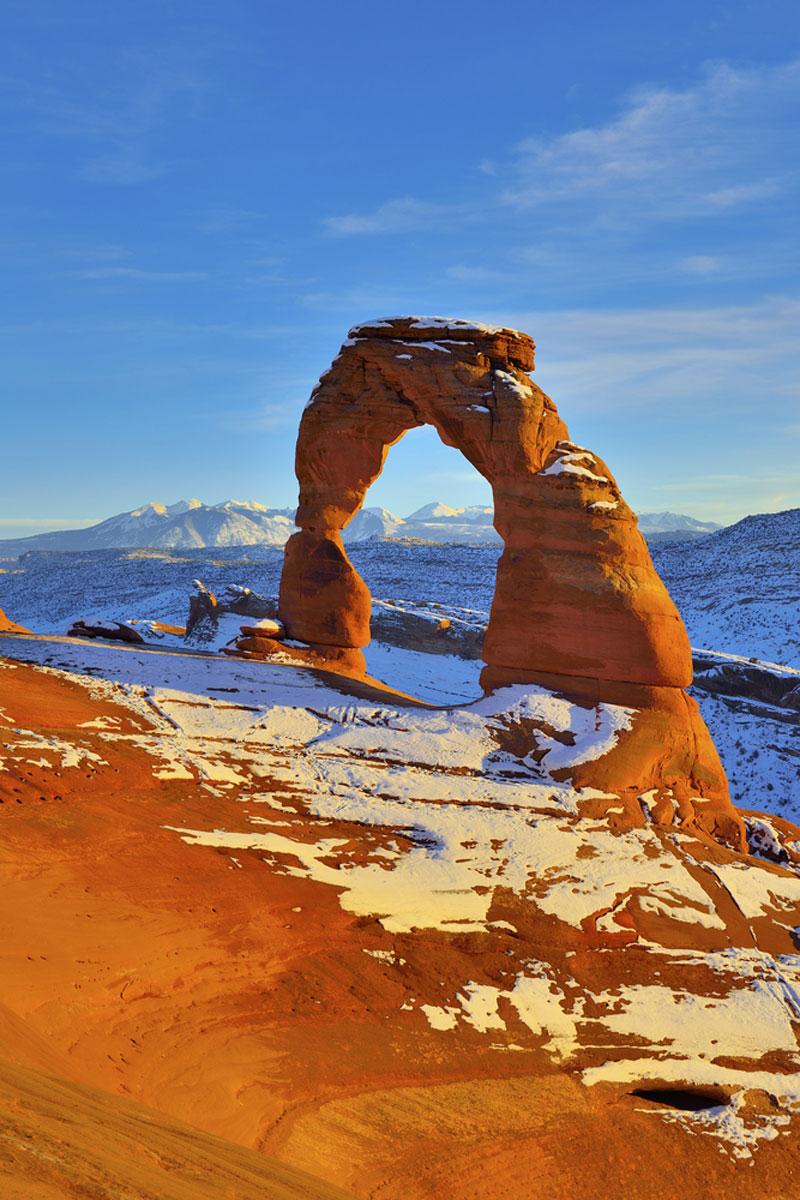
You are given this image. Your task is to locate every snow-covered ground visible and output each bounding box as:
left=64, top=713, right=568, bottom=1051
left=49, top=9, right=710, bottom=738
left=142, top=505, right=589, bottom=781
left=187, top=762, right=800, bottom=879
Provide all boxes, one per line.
left=363, top=642, right=482, bottom=704
left=651, top=508, right=800, bottom=669
left=696, top=690, right=799, bottom=816
left=0, top=547, right=286, bottom=633
left=1, top=533, right=797, bottom=818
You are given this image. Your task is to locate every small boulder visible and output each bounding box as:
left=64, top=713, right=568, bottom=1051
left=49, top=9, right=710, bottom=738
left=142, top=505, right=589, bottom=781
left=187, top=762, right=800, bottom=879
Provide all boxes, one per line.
left=239, top=618, right=286, bottom=639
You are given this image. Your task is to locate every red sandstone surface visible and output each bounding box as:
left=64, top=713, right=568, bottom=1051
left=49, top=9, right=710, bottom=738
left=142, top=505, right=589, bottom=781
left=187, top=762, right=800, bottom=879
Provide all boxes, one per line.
left=2, top=638, right=800, bottom=1198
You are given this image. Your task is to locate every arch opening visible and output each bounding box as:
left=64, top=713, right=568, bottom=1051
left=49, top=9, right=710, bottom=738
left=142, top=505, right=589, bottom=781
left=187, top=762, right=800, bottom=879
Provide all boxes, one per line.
left=354, top=423, right=495, bottom=528
left=342, top=425, right=499, bottom=704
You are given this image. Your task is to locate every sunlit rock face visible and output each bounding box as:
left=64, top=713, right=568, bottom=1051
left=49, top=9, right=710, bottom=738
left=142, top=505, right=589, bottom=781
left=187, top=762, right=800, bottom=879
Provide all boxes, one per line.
left=232, top=316, right=743, bottom=849
left=0, top=605, right=30, bottom=634
left=282, top=316, right=687, bottom=684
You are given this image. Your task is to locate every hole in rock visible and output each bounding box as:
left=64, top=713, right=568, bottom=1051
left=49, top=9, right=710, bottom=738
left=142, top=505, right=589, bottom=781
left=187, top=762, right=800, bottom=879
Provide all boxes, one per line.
left=348, top=425, right=498, bottom=706
left=630, top=1086, right=729, bottom=1112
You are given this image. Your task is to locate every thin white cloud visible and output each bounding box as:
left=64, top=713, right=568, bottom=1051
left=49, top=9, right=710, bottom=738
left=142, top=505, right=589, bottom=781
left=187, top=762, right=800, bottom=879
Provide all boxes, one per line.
left=679, top=255, right=721, bottom=275
left=70, top=267, right=207, bottom=282
left=79, top=154, right=164, bottom=185
left=503, top=59, right=800, bottom=222
left=302, top=284, right=425, bottom=314
left=0, top=517, right=99, bottom=528
left=323, top=197, right=468, bottom=237
left=217, top=399, right=304, bottom=433
left=650, top=474, right=800, bottom=523
left=702, top=179, right=782, bottom=208
left=323, top=58, right=800, bottom=239
left=197, top=209, right=279, bottom=235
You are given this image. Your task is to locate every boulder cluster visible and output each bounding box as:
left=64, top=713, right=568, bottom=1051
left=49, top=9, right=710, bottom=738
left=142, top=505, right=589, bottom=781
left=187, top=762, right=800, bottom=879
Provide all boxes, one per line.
left=186, top=582, right=279, bottom=646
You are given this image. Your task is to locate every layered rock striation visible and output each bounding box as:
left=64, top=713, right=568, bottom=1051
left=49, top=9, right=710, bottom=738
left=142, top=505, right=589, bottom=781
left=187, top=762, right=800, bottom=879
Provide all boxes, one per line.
left=233, top=316, right=742, bottom=848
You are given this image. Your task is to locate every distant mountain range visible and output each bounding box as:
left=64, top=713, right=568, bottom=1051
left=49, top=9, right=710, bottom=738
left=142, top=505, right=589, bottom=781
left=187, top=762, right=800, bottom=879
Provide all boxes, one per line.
left=635, top=511, right=723, bottom=541
left=0, top=498, right=723, bottom=556
left=0, top=500, right=297, bottom=556
left=348, top=502, right=498, bottom=544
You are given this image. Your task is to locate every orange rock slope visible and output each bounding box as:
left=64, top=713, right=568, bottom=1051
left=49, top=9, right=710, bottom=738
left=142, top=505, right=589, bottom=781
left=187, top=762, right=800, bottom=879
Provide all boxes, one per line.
left=0, top=604, right=30, bottom=634
left=234, top=316, right=740, bottom=848
left=2, top=637, right=800, bottom=1198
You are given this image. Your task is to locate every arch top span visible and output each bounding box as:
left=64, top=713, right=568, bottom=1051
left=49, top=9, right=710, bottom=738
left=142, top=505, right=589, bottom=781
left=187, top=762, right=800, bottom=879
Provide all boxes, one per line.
left=294, top=315, right=552, bottom=534
left=279, top=315, right=692, bottom=695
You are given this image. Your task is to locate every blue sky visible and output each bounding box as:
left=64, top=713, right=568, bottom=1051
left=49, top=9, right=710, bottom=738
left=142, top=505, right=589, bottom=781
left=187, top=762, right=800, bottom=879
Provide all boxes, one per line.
left=1, top=0, right=799, bottom=538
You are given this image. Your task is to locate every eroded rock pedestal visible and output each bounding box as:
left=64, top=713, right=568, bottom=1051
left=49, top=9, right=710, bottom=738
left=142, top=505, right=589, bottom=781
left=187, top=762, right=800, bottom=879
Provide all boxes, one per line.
left=233, top=316, right=743, bottom=849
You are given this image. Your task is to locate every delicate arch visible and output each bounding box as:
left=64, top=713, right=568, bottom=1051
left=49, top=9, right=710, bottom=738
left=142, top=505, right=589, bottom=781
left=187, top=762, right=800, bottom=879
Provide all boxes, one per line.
left=278, top=316, right=691, bottom=695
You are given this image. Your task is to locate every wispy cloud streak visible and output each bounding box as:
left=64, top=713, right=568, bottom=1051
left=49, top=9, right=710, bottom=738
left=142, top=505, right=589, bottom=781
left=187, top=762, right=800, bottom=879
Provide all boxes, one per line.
left=503, top=59, right=800, bottom=223
left=323, top=58, right=800, bottom=237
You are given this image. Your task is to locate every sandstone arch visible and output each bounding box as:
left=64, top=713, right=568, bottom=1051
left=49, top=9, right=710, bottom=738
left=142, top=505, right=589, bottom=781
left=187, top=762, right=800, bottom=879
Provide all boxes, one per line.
left=279, top=316, right=690, bottom=693
left=235, top=316, right=743, bottom=849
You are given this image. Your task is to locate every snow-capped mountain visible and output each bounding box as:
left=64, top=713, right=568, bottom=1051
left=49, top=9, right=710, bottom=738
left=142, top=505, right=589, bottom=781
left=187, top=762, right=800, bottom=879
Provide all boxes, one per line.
left=0, top=498, right=725, bottom=556
left=151, top=501, right=297, bottom=549
left=0, top=500, right=297, bottom=555
left=165, top=499, right=204, bottom=518
left=343, top=507, right=405, bottom=542
left=399, top=503, right=499, bottom=543
left=405, top=501, right=462, bottom=521
left=637, top=511, right=723, bottom=541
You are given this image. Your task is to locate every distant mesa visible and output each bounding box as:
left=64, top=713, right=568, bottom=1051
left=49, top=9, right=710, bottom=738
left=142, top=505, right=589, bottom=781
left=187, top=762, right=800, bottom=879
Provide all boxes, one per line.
left=232, top=314, right=744, bottom=850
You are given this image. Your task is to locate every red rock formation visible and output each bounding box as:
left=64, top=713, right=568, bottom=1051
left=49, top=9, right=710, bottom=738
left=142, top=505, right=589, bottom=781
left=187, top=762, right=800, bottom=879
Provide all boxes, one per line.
left=279, top=529, right=371, bottom=648
left=233, top=316, right=741, bottom=847
left=0, top=605, right=30, bottom=634
left=67, top=619, right=146, bottom=644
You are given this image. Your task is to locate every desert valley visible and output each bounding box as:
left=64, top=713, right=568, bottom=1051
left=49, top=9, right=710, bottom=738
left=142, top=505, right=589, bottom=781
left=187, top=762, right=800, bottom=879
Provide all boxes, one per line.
left=1, top=317, right=799, bottom=1198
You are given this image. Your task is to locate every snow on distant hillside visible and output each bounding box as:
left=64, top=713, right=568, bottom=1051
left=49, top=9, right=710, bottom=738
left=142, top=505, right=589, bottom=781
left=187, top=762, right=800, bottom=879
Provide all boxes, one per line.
left=651, top=508, right=800, bottom=668
left=406, top=502, right=459, bottom=521
left=344, top=507, right=404, bottom=542
left=166, top=499, right=203, bottom=517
